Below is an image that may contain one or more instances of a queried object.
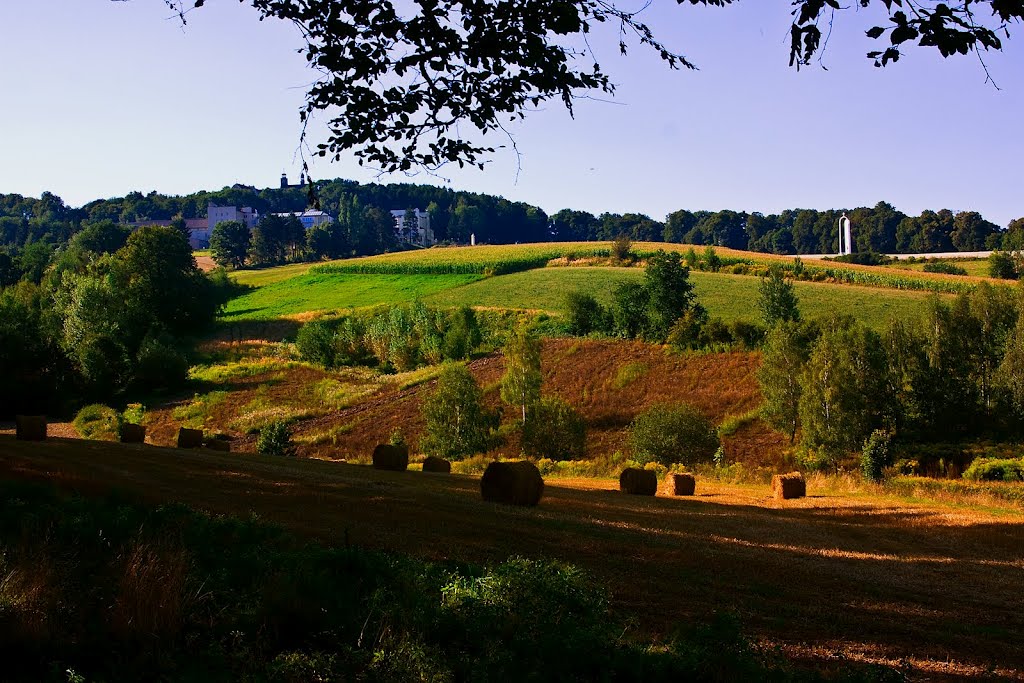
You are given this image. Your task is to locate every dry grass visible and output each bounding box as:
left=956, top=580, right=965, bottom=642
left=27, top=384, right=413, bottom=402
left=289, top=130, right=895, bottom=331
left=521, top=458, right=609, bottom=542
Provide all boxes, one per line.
left=2, top=436, right=1024, bottom=678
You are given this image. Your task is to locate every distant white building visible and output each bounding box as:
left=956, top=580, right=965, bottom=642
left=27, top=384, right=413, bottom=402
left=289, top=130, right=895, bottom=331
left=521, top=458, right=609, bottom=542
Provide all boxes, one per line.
left=208, top=204, right=259, bottom=232
left=391, top=208, right=434, bottom=246
left=272, top=209, right=334, bottom=229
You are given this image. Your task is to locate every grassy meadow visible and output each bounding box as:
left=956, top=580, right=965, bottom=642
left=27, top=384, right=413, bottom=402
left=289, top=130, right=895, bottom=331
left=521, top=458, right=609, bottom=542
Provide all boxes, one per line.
left=223, top=259, right=946, bottom=330
left=426, top=267, right=943, bottom=329
left=223, top=272, right=481, bottom=320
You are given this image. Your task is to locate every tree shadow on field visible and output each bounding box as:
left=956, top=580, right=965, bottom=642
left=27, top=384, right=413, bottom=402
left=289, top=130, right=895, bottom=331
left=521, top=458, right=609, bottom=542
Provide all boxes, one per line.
left=2, top=437, right=1024, bottom=677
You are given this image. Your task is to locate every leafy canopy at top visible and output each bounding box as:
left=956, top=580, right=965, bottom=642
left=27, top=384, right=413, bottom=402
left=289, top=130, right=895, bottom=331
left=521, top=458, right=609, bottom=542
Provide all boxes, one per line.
left=160, top=1, right=1021, bottom=171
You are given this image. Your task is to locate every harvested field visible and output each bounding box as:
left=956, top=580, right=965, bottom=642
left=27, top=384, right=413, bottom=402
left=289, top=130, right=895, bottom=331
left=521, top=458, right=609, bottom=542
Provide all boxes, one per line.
left=249, top=339, right=782, bottom=467
left=140, top=339, right=786, bottom=469
left=2, top=436, right=1023, bottom=679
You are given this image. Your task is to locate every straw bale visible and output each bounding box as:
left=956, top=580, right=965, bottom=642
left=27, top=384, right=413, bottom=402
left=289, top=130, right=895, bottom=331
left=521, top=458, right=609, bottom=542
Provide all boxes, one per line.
left=772, top=471, right=806, bottom=500
left=422, top=456, right=451, bottom=473
left=119, top=423, right=146, bottom=444
left=15, top=415, right=47, bottom=441
left=480, top=461, right=544, bottom=506
left=619, top=467, right=657, bottom=496
left=663, top=472, right=696, bottom=496
left=373, top=444, right=409, bottom=471
left=177, top=428, right=204, bottom=449
left=205, top=437, right=231, bottom=452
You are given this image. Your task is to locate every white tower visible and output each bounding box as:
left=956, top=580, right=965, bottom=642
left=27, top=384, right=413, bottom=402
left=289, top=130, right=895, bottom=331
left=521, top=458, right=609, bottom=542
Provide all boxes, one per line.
left=839, top=214, right=853, bottom=256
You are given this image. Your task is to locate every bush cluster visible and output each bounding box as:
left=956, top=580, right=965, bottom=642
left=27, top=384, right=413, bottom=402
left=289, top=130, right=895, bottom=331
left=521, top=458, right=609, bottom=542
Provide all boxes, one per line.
left=72, top=404, right=123, bottom=441
left=296, top=302, right=483, bottom=372
left=962, top=457, right=1024, bottom=482
left=257, top=419, right=297, bottom=457
left=628, top=403, right=719, bottom=467
left=522, top=397, right=587, bottom=461
left=921, top=261, right=968, bottom=276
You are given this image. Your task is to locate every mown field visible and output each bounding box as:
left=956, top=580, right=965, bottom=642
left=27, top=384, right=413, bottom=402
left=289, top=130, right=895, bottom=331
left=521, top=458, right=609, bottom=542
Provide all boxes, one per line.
left=224, top=272, right=481, bottom=320
left=426, top=267, right=942, bottom=330
left=2, top=436, right=1022, bottom=679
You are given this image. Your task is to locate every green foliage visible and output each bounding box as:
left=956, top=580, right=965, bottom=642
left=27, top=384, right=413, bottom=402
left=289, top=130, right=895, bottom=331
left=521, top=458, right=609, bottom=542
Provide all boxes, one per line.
left=499, top=325, right=543, bottom=424
left=921, top=261, right=968, bottom=276
left=295, top=303, right=485, bottom=371
left=861, top=429, right=893, bottom=481
left=564, top=291, right=610, bottom=336
left=389, top=428, right=407, bottom=447
left=133, top=336, right=189, bottom=392
left=611, top=233, right=633, bottom=262
left=799, top=318, right=891, bottom=461
left=420, top=363, right=495, bottom=460
left=962, top=457, right=1024, bottom=482
left=72, top=404, right=123, bottom=441
left=757, top=322, right=814, bottom=443
left=295, top=319, right=337, bottom=367
left=122, top=402, right=145, bottom=425
left=989, top=251, right=1020, bottom=280
left=521, top=397, right=587, bottom=461
left=209, top=220, right=252, bottom=268
left=257, top=419, right=298, bottom=457
left=644, top=250, right=700, bottom=341
left=628, top=403, right=719, bottom=467
left=757, top=267, right=800, bottom=327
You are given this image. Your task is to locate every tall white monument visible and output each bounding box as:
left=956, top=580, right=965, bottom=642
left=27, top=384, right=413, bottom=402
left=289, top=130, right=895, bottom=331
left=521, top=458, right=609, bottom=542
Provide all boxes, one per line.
left=838, top=214, right=853, bottom=256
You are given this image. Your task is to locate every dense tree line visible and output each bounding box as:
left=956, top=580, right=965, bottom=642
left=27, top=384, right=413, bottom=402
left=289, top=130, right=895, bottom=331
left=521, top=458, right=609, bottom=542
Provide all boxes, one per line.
left=758, top=283, right=1024, bottom=471
left=0, top=224, right=232, bottom=416
left=3, top=186, right=1021, bottom=271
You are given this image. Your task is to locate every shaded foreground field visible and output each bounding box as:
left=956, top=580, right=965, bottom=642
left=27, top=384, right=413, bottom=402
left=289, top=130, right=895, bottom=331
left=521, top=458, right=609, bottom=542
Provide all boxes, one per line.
left=2, top=437, right=1023, bottom=679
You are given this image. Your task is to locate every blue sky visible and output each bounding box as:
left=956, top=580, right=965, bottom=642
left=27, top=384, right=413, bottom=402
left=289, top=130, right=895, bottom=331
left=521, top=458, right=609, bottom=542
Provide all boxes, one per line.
left=1, top=1, right=1021, bottom=226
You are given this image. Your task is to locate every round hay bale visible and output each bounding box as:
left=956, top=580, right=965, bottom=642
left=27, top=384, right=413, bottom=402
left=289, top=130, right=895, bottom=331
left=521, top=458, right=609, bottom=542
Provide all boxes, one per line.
left=119, top=423, right=146, bottom=444
left=422, top=455, right=451, bottom=473
left=204, top=437, right=231, bottom=453
left=15, top=415, right=47, bottom=441
left=772, top=471, right=806, bottom=500
left=177, top=427, right=204, bottom=449
left=619, top=467, right=657, bottom=496
left=663, top=472, right=696, bottom=496
left=372, top=444, right=409, bottom=471
left=480, top=461, right=544, bottom=506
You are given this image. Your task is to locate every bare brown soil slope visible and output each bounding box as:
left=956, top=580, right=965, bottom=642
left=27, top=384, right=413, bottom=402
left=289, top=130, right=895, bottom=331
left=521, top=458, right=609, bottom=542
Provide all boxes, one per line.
left=152, top=339, right=785, bottom=466
left=1, top=437, right=1022, bottom=680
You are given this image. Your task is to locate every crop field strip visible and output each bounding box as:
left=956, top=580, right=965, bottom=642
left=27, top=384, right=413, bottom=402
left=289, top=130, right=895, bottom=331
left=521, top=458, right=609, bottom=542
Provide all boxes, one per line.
left=2, top=436, right=1023, bottom=679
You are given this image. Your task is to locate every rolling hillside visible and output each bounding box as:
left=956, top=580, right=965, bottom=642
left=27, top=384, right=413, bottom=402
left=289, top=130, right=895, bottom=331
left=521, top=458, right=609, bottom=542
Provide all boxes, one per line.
left=223, top=242, right=970, bottom=328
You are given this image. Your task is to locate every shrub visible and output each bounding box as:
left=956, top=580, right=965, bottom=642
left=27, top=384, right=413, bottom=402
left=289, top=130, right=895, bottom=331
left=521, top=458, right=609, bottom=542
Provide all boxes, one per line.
left=564, top=292, right=610, bottom=336
left=522, top=398, right=587, bottom=461
left=628, top=403, right=719, bottom=467
left=861, top=429, right=893, bottom=482
left=730, top=320, right=766, bottom=349
left=296, top=319, right=338, bottom=367
left=122, top=403, right=146, bottom=425
left=73, top=404, right=123, bottom=441
left=257, top=420, right=297, bottom=457
left=989, top=251, right=1019, bottom=280
left=133, top=336, right=189, bottom=391
left=922, top=261, right=968, bottom=276
left=962, top=457, right=1024, bottom=482
left=420, top=363, right=495, bottom=460
left=611, top=233, right=633, bottom=263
